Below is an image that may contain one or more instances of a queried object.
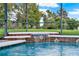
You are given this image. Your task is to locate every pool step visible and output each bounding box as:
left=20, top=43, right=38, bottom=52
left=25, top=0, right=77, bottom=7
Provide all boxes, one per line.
left=6, top=32, right=59, bottom=41
left=4, top=36, right=31, bottom=40
left=8, top=32, right=59, bottom=36
left=3, top=32, right=63, bottom=42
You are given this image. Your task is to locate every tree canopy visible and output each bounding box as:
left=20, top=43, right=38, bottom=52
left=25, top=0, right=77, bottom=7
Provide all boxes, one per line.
left=0, top=3, right=79, bottom=30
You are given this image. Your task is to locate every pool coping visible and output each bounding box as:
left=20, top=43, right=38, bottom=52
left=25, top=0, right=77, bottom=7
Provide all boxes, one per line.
left=4, top=36, right=31, bottom=39
left=48, top=35, right=79, bottom=38
left=8, top=32, right=59, bottom=34
left=0, top=40, right=26, bottom=48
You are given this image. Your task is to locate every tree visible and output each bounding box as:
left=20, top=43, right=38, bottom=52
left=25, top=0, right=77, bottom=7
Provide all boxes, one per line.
left=0, top=4, right=4, bottom=19
left=66, top=18, right=79, bottom=29
left=0, top=4, right=5, bottom=28
left=45, top=10, right=57, bottom=29
left=15, top=3, right=42, bottom=29
left=28, top=4, right=41, bottom=28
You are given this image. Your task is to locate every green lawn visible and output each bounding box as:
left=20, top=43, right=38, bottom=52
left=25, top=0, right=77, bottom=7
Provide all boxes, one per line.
left=0, top=29, right=5, bottom=37
left=0, top=29, right=79, bottom=37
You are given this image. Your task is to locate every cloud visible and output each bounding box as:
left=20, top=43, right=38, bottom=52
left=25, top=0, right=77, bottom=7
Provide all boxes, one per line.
left=68, top=9, right=79, bottom=19
left=2, top=0, right=79, bottom=3
left=32, top=0, right=79, bottom=3
left=69, top=9, right=79, bottom=15
left=39, top=9, right=48, bottom=16
left=38, top=3, right=59, bottom=8
left=39, top=9, right=47, bottom=12
left=38, top=3, right=59, bottom=13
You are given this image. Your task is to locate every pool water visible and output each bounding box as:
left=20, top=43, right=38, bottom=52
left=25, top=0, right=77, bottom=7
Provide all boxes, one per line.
left=0, top=42, right=79, bottom=56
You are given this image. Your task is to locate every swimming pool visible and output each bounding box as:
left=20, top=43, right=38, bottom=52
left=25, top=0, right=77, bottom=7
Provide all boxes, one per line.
left=0, top=42, right=79, bottom=56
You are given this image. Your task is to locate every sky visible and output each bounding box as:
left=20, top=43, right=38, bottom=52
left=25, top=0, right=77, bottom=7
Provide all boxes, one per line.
left=38, top=3, right=79, bottom=19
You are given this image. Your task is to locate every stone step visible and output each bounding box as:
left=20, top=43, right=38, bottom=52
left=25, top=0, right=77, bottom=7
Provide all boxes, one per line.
left=4, top=36, right=31, bottom=38
left=4, top=35, right=31, bottom=40
left=8, top=34, right=32, bottom=36
left=8, top=32, right=59, bottom=36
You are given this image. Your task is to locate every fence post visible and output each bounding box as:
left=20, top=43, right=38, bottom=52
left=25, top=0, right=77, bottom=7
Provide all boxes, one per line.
left=26, top=3, right=28, bottom=32
left=60, top=3, right=63, bottom=35
left=4, top=3, right=8, bottom=36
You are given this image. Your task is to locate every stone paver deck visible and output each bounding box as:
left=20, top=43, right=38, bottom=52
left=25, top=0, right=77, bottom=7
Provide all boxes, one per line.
left=0, top=40, right=26, bottom=48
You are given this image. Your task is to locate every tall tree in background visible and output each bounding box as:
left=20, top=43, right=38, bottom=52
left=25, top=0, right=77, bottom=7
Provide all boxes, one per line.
left=0, top=4, right=4, bottom=28
left=15, top=3, right=41, bottom=28
left=45, top=10, right=57, bottom=29
left=28, top=3, right=41, bottom=28
left=0, top=4, right=4, bottom=19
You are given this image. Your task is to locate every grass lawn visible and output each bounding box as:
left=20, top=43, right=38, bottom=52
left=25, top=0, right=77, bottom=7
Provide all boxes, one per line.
left=0, top=29, right=5, bottom=37
left=0, top=29, right=79, bottom=37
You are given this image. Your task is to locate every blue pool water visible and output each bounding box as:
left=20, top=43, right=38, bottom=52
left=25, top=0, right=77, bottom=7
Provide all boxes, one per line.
left=0, top=42, right=79, bottom=56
